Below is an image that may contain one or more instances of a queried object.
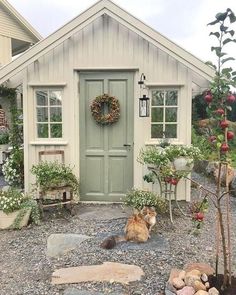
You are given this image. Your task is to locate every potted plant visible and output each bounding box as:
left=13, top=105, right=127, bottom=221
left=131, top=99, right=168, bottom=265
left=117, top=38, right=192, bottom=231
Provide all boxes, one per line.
left=31, top=161, right=80, bottom=196
left=137, top=146, right=170, bottom=169
left=164, top=145, right=203, bottom=171
left=0, top=188, right=40, bottom=229
left=124, top=188, right=168, bottom=213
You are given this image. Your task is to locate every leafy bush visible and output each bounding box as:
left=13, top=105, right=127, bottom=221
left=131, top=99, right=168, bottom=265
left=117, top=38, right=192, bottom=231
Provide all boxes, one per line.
left=0, top=126, right=9, bottom=145
left=31, top=161, right=80, bottom=195
left=124, top=188, right=168, bottom=214
left=2, top=148, right=24, bottom=188
left=191, top=127, right=212, bottom=160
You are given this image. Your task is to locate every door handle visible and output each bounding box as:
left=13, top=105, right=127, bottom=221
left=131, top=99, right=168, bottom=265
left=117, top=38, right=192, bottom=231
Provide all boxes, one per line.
left=123, top=144, right=131, bottom=147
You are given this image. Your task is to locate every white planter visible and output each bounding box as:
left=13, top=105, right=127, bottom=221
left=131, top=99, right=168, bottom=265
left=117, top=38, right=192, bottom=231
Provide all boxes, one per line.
left=173, top=157, right=194, bottom=171
left=0, top=208, right=31, bottom=229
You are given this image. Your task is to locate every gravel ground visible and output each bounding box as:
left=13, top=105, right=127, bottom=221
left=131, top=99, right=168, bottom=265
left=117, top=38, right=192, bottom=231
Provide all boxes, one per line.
left=0, top=173, right=235, bottom=295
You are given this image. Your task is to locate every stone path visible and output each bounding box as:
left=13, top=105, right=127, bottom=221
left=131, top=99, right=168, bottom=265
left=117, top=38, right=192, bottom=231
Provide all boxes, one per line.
left=52, top=262, right=144, bottom=285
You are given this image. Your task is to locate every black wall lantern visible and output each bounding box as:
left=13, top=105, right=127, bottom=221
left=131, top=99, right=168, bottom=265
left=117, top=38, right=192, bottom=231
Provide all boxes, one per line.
left=138, top=73, right=150, bottom=117
left=139, top=94, right=150, bottom=117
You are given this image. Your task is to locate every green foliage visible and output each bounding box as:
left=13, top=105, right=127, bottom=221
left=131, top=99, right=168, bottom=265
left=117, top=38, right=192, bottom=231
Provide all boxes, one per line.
left=204, top=8, right=236, bottom=162
left=164, top=145, right=203, bottom=162
left=138, top=146, right=170, bottom=166
left=31, top=161, right=80, bottom=195
left=0, top=188, right=40, bottom=229
left=124, top=188, right=168, bottom=214
left=0, top=127, right=9, bottom=145
left=2, top=148, right=24, bottom=188
left=191, top=127, right=213, bottom=160
left=0, top=188, right=25, bottom=213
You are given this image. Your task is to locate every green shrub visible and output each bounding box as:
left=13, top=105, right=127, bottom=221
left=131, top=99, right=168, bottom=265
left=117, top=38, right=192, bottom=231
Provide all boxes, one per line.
left=31, top=161, right=79, bottom=195
left=124, top=188, right=168, bottom=214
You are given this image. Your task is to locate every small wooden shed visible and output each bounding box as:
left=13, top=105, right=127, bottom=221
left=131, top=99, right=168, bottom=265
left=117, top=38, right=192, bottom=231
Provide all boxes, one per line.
left=0, top=0, right=214, bottom=202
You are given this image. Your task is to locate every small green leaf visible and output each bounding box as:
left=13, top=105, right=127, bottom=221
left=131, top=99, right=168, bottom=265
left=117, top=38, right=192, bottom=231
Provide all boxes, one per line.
left=222, top=67, right=233, bottom=74
left=217, top=142, right=222, bottom=149
left=216, top=12, right=228, bottom=21
left=223, top=38, right=234, bottom=45
left=221, top=57, right=235, bottom=64
left=226, top=30, right=235, bottom=36
left=208, top=19, right=220, bottom=26
left=217, top=134, right=224, bottom=141
left=209, top=32, right=220, bottom=38
left=205, top=61, right=217, bottom=70
left=229, top=12, right=236, bottom=23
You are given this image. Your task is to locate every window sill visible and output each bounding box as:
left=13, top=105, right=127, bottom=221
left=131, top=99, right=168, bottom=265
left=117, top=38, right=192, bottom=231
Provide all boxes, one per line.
left=145, top=140, right=184, bottom=146
left=30, top=141, right=68, bottom=146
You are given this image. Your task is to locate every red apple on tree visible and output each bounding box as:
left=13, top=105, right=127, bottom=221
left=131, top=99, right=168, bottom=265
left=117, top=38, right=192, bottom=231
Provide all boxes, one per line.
left=215, top=108, right=225, bottom=115
left=209, top=135, right=217, bottom=143
left=227, top=93, right=235, bottom=103
left=220, top=142, right=229, bottom=153
left=170, top=178, right=179, bottom=185
left=194, top=212, right=204, bottom=221
left=204, top=92, right=213, bottom=103
left=220, top=120, right=229, bottom=129
left=227, top=131, right=234, bottom=140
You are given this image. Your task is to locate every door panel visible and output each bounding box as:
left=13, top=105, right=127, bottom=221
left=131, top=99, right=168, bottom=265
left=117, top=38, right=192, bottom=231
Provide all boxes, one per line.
left=79, top=72, right=134, bottom=202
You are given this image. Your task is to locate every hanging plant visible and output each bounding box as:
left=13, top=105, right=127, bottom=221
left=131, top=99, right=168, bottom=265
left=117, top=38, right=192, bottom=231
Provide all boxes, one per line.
left=90, top=94, right=120, bottom=125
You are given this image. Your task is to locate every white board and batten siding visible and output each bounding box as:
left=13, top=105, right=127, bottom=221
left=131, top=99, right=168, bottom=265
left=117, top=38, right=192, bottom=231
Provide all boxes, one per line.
left=23, top=14, right=207, bottom=201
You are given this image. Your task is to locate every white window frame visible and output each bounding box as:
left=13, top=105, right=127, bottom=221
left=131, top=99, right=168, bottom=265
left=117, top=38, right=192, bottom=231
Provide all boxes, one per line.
left=34, top=88, right=63, bottom=140
left=150, top=88, right=180, bottom=142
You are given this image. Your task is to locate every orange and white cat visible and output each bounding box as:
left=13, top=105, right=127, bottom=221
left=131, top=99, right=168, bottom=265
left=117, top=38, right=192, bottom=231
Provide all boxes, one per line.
left=100, top=206, right=157, bottom=249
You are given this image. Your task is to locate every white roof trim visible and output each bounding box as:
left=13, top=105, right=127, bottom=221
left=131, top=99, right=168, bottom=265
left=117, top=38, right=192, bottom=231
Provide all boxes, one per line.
left=1, top=0, right=42, bottom=41
left=0, top=0, right=214, bottom=84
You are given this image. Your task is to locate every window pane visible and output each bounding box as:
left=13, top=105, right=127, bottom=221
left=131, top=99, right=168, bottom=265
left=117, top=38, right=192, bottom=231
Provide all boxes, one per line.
left=50, top=107, right=62, bottom=122
left=152, top=91, right=164, bottom=106
left=165, top=108, right=177, bottom=122
left=166, top=90, right=178, bottom=105
left=36, top=91, right=48, bottom=106
left=151, top=124, right=163, bottom=138
left=50, top=124, right=62, bottom=138
left=50, top=91, right=62, bottom=105
left=37, top=124, right=48, bottom=138
left=165, top=124, right=177, bottom=138
left=37, top=107, right=48, bottom=122
left=151, top=108, right=163, bottom=122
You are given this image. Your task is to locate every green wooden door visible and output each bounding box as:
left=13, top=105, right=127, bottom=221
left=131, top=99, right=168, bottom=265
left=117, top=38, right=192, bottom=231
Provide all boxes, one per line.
left=79, top=72, right=134, bottom=202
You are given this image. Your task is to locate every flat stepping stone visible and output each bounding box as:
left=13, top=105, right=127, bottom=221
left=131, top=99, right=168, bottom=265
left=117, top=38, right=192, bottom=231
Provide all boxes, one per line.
left=78, top=206, right=131, bottom=221
left=52, top=262, right=144, bottom=285
left=47, top=234, right=90, bottom=258
left=99, top=232, right=169, bottom=251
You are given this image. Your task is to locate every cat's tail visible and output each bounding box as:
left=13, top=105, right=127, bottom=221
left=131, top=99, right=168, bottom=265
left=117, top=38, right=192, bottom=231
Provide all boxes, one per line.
left=100, top=235, right=126, bottom=249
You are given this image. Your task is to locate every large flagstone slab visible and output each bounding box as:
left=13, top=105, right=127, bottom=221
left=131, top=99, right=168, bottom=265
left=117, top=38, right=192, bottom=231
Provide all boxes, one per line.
left=52, top=262, right=144, bottom=285
left=47, top=234, right=90, bottom=258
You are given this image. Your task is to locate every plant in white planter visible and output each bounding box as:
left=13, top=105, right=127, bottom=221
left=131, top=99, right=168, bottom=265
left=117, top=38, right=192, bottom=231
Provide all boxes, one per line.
left=0, top=188, right=40, bottom=229
left=164, top=145, right=203, bottom=171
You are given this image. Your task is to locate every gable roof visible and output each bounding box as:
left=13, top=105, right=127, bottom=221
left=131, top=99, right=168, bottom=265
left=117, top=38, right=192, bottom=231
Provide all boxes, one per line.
left=0, top=0, right=214, bottom=84
left=0, top=0, right=42, bottom=41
